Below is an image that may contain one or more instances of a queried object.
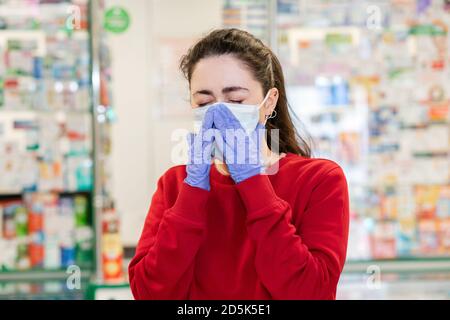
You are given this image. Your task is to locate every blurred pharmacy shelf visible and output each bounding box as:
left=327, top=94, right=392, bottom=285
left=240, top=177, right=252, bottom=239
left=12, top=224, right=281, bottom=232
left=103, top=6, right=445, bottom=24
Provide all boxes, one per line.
left=0, top=279, right=91, bottom=300
left=0, top=0, right=126, bottom=298
left=0, top=109, right=90, bottom=115
left=343, top=257, right=450, bottom=273
left=221, top=0, right=450, bottom=265
left=338, top=271, right=450, bottom=299
left=0, top=268, right=91, bottom=281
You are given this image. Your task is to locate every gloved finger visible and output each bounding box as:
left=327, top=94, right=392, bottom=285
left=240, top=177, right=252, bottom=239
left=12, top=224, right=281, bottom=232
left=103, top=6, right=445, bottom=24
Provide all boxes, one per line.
left=201, top=106, right=215, bottom=130
left=186, top=132, right=196, bottom=146
left=213, top=104, right=243, bottom=131
left=189, top=128, right=215, bottom=163
left=211, top=128, right=227, bottom=162
left=214, top=105, right=241, bottom=129
left=256, top=122, right=265, bottom=130
left=202, top=139, right=214, bottom=163
left=201, top=128, right=215, bottom=161
left=200, top=127, right=216, bottom=144
left=216, top=130, right=239, bottom=165
left=212, top=127, right=225, bottom=149
left=186, top=132, right=198, bottom=163
left=187, top=131, right=209, bottom=161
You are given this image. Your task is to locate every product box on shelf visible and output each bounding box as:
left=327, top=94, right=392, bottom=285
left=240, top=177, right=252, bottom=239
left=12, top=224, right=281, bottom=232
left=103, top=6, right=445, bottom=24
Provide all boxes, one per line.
left=346, top=214, right=371, bottom=260
left=5, top=39, right=37, bottom=76
left=0, top=192, right=93, bottom=271
left=396, top=216, right=417, bottom=257
left=2, top=200, right=21, bottom=240
left=74, top=193, right=93, bottom=268
left=26, top=193, right=44, bottom=268
left=59, top=196, right=76, bottom=268
left=0, top=113, right=93, bottom=193
left=369, top=219, right=398, bottom=259
left=415, top=185, right=450, bottom=219
left=417, top=218, right=440, bottom=256
left=438, top=218, right=450, bottom=255
left=102, top=204, right=124, bottom=283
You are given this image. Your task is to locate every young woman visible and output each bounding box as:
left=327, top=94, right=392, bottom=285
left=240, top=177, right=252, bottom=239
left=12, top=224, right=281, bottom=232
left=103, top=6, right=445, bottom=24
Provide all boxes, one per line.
left=129, top=29, right=349, bottom=300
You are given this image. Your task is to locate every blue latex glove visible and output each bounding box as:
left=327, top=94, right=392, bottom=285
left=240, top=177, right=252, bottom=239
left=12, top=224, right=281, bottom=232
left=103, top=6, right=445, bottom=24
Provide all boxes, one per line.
left=212, top=104, right=264, bottom=184
left=184, top=108, right=215, bottom=191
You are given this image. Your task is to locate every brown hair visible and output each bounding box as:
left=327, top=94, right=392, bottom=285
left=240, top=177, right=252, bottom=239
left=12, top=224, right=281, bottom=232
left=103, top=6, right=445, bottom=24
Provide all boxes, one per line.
left=180, top=28, right=311, bottom=157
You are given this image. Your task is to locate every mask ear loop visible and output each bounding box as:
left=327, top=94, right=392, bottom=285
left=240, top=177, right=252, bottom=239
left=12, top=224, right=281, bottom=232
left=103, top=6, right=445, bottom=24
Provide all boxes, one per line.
left=261, top=89, right=277, bottom=125
left=259, top=90, right=271, bottom=110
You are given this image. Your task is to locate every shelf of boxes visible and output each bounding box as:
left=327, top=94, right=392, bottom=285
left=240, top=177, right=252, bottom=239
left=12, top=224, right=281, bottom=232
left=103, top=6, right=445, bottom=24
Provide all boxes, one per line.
left=0, top=192, right=94, bottom=272
left=0, top=0, right=96, bottom=280
left=0, top=0, right=124, bottom=296
left=236, top=0, right=450, bottom=263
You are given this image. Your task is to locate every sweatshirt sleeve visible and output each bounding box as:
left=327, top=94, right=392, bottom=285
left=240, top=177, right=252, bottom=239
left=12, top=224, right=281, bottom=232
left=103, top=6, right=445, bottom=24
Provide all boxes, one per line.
left=128, top=174, right=209, bottom=300
left=236, top=166, right=349, bottom=300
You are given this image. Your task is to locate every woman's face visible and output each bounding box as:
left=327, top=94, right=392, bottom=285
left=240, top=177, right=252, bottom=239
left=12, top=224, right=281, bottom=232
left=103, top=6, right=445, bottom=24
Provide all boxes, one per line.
left=190, top=54, right=276, bottom=123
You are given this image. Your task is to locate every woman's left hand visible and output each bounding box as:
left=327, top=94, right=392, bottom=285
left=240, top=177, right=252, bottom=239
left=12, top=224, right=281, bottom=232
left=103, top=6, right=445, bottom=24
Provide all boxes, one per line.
left=212, top=104, right=264, bottom=183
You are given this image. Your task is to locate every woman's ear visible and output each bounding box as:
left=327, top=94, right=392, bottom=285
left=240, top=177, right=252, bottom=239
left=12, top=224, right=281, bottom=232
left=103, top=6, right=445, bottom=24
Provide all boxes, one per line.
left=264, top=88, right=279, bottom=116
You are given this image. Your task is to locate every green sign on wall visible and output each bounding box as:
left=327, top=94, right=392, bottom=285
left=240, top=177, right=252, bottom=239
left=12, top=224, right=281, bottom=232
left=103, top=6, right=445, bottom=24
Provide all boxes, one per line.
left=104, top=6, right=130, bottom=34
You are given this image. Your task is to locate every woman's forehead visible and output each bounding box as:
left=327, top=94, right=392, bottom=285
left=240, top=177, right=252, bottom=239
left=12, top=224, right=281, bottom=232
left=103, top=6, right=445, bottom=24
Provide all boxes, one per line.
left=190, top=55, right=259, bottom=93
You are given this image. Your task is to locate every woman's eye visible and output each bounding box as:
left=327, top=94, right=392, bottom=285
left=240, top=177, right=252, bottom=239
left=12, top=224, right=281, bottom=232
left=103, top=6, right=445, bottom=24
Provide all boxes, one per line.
left=230, top=100, right=243, bottom=104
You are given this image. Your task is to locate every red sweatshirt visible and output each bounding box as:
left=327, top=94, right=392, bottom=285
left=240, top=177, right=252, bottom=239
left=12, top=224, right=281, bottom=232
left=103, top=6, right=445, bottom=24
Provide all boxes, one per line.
left=129, top=153, right=349, bottom=300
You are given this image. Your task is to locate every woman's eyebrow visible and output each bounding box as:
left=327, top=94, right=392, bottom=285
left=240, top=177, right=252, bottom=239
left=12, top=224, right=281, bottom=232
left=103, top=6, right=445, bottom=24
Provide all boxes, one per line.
left=193, top=89, right=213, bottom=96
left=193, top=87, right=249, bottom=96
left=222, top=86, right=249, bottom=94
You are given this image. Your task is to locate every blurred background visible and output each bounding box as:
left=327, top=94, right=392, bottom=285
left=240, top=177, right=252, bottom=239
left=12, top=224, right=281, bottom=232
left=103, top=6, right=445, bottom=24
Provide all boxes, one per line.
left=0, top=0, right=449, bottom=299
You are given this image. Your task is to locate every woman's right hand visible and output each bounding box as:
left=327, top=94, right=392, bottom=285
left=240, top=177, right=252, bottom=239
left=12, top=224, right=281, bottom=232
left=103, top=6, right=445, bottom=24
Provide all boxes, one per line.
left=184, top=108, right=215, bottom=191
